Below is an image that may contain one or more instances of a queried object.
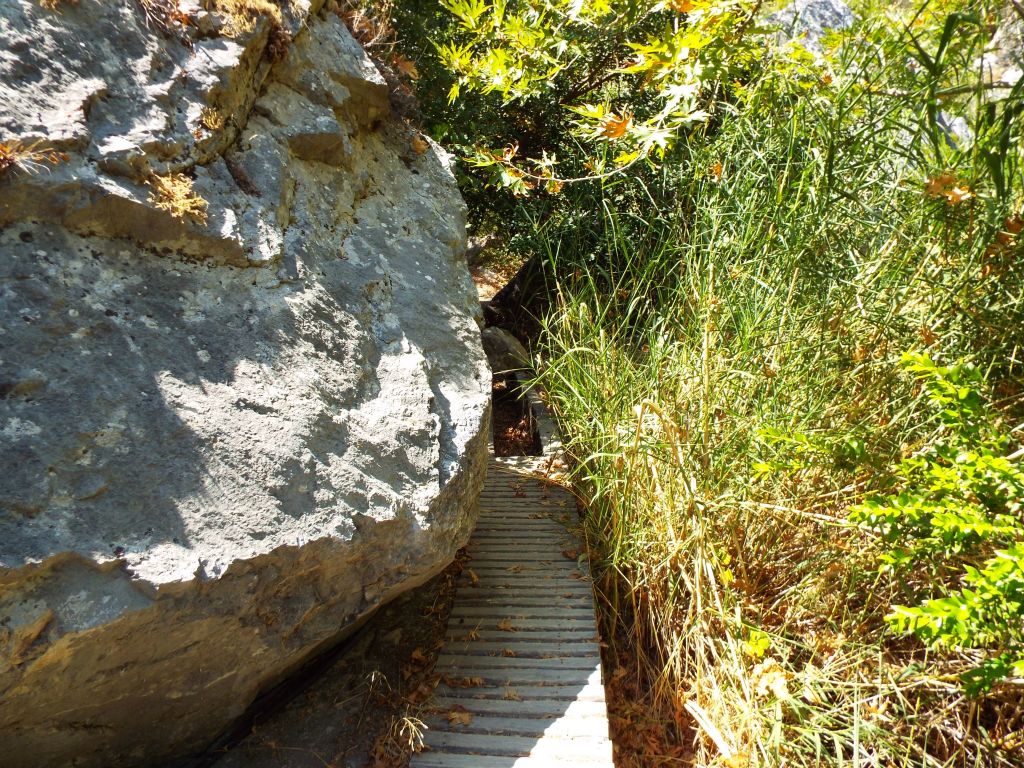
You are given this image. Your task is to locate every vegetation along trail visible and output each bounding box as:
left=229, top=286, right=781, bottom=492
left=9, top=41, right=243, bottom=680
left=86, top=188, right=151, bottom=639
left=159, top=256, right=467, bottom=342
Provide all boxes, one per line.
left=381, top=0, right=1024, bottom=764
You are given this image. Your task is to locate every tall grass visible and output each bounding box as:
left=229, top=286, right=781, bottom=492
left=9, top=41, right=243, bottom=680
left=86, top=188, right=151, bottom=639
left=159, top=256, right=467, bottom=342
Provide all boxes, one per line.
left=533, top=7, right=1024, bottom=766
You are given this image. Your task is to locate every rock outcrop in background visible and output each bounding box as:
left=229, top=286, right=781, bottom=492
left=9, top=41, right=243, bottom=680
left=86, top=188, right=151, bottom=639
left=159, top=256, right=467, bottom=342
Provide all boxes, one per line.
left=0, top=1, right=490, bottom=765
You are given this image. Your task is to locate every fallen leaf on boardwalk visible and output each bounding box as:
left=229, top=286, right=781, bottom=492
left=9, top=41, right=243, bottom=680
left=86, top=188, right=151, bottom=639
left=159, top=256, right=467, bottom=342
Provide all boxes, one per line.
left=410, top=648, right=429, bottom=666
left=407, top=676, right=440, bottom=703
left=444, top=676, right=485, bottom=688
left=562, top=548, right=580, bottom=560
left=447, top=706, right=473, bottom=726
left=528, top=513, right=545, bottom=519
left=506, top=564, right=523, bottom=573
left=503, top=687, right=522, bottom=701
left=467, top=569, right=479, bottom=586
left=497, top=618, right=518, bottom=631
left=462, top=625, right=481, bottom=641
left=410, top=135, right=429, bottom=154
left=500, top=648, right=517, bottom=657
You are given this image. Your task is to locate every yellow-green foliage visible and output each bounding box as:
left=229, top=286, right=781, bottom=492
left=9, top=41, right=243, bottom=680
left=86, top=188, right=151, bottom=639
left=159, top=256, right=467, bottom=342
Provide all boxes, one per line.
left=436, top=0, right=764, bottom=191
left=148, top=173, right=209, bottom=224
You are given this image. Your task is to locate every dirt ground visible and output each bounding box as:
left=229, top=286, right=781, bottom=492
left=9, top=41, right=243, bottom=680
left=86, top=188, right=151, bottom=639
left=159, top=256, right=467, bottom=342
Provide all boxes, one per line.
left=491, top=376, right=541, bottom=457
left=202, top=556, right=466, bottom=768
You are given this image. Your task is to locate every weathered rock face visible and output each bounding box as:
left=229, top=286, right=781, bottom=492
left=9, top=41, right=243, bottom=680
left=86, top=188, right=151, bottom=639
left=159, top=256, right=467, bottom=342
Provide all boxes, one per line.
left=0, top=2, right=490, bottom=766
left=481, top=326, right=531, bottom=375
left=766, top=0, right=855, bottom=53
left=984, top=6, right=1024, bottom=87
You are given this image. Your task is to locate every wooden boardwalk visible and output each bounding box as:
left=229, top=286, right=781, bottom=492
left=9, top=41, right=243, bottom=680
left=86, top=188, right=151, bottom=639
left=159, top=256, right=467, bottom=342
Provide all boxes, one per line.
left=411, top=446, right=614, bottom=768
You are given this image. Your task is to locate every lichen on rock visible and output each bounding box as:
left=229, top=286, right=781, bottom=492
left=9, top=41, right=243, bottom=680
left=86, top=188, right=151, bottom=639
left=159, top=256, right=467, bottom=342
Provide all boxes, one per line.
left=0, top=1, right=490, bottom=765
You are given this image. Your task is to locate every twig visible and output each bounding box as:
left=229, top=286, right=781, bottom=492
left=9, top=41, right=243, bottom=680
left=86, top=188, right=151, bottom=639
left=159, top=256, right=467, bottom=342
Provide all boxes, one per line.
left=684, top=700, right=735, bottom=759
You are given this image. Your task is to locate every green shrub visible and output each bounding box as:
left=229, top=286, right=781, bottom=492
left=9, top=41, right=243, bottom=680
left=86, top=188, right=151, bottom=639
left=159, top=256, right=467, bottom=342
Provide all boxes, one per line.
left=851, top=353, right=1024, bottom=693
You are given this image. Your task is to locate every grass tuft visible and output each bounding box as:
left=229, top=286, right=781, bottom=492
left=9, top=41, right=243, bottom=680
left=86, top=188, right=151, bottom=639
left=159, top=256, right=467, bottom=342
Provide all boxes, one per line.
left=147, top=173, right=209, bottom=223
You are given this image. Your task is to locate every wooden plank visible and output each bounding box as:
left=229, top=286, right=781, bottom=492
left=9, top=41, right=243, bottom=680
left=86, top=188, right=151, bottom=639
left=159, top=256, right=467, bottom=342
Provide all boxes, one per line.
left=445, top=629, right=599, bottom=643
left=454, top=583, right=593, bottom=595
left=421, top=730, right=614, bottom=761
left=456, top=581, right=591, bottom=592
left=436, top=655, right=598, bottom=671
left=454, top=596, right=593, bottom=609
left=439, top=640, right=601, bottom=657
left=412, top=752, right=610, bottom=768
left=432, top=683, right=607, bottom=702
left=465, top=561, right=584, bottom=572
left=468, top=537, right=567, bottom=545
left=428, top=666, right=600, bottom=686
left=472, top=527, right=573, bottom=534
left=466, top=550, right=572, bottom=560
left=428, top=697, right=608, bottom=719
left=460, top=563, right=584, bottom=575
left=421, top=714, right=610, bottom=739
left=449, top=606, right=594, bottom=620
left=446, top=620, right=595, bottom=634
left=452, top=582, right=591, bottom=594
left=462, top=578, right=586, bottom=588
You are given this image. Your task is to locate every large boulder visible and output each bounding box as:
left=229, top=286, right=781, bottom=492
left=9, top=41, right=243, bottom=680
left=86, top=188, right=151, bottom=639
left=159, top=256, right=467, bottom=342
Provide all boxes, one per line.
left=766, top=0, right=855, bottom=53
left=0, top=1, right=490, bottom=766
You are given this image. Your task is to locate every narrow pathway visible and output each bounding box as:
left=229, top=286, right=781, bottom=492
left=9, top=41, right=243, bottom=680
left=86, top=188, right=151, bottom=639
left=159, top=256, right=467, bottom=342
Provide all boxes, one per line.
left=412, top=444, right=615, bottom=767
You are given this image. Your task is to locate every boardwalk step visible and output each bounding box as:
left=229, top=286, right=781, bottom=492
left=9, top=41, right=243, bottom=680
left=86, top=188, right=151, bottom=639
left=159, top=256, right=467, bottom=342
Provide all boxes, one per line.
left=421, top=731, right=613, bottom=760
left=445, top=629, right=599, bottom=643
left=439, top=640, right=601, bottom=657
left=429, top=697, right=608, bottom=719
left=432, top=683, right=607, bottom=702
left=415, top=451, right=612, bottom=768
left=412, top=753, right=611, bottom=768
left=421, top=714, right=610, bottom=739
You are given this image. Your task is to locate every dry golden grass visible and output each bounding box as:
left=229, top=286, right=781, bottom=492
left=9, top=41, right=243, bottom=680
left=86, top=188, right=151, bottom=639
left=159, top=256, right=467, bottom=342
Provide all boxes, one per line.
left=147, top=173, right=208, bottom=223
left=0, top=139, right=68, bottom=175
left=198, top=106, right=225, bottom=133
left=136, top=0, right=190, bottom=36
left=327, top=0, right=396, bottom=52
left=204, top=0, right=282, bottom=35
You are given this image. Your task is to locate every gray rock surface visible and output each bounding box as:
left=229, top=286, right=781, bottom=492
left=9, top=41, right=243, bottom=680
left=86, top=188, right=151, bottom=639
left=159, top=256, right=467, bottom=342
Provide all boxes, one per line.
left=983, top=5, right=1024, bottom=87
left=766, top=0, right=855, bottom=53
left=481, top=326, right=531, bottom=374
left=0, top=1, right=490, bottom=766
